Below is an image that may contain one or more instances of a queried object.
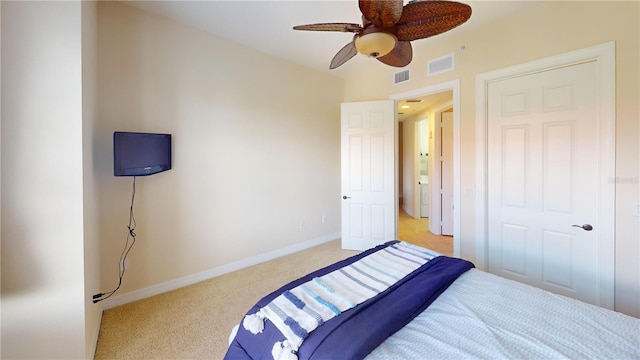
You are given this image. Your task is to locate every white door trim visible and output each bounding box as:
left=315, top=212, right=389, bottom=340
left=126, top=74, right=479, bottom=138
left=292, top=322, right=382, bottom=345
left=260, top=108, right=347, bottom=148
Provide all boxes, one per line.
left=391, top=80, right=461, bottom=257
left=475, top=42, right=616, bottom=309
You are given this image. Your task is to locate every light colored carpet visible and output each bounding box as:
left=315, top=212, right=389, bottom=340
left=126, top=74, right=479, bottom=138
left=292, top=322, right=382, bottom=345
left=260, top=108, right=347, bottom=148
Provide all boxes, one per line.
left=94, top=240, right=357, bottom=360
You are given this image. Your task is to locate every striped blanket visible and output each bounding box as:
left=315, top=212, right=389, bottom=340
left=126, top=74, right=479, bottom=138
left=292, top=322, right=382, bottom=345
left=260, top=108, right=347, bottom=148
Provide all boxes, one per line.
left=242, top=241, right=439, bottom=359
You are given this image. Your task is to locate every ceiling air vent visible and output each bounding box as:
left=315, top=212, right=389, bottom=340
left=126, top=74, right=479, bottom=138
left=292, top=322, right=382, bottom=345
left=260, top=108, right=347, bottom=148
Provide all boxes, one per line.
left=394, top=69, right=410, bottom=84
left=428, top=53, right=454, bottom=76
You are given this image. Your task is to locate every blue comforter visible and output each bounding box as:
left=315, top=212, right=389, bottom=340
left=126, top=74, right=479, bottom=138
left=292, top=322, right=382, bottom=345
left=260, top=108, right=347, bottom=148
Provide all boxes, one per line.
left=225, top=241, right=474, bottom=360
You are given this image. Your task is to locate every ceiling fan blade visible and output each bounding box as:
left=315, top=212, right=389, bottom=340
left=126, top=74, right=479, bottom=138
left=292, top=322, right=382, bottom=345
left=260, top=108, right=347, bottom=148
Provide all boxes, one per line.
left=377, top=41, right=412, bottom=67
left=396, top=1, right=472, bottom=41
left=293, top=23, right=362, bottom=33
left=359, top=0, right=403, bottom=27
left=330, top=41, right=358, bottom=69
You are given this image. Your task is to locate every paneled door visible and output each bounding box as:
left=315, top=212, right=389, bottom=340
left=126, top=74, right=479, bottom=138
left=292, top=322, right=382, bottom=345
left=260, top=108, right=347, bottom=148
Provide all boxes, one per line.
left=487, top=61, right=601, bottom=305
left=341, top=100, right=396, bottom=251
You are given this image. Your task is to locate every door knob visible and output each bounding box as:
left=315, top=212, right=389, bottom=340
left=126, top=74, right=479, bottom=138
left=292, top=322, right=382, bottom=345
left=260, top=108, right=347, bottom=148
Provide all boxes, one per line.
left=572, top=224, right=593, bottom=231
left=342, top=195, right=351, bottom=200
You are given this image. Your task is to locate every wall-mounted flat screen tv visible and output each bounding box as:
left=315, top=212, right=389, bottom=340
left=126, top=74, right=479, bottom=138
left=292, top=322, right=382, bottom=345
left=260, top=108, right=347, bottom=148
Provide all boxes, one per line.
left=113, top=131, right=172, bottom=176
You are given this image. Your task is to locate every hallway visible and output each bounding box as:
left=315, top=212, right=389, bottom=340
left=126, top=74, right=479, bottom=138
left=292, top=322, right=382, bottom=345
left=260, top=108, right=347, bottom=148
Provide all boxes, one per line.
left=398, top=210, right=453, bottom=256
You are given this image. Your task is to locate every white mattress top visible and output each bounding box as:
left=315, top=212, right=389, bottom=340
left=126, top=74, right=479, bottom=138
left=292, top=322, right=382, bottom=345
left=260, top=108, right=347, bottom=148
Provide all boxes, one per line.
left=367, top=268, right=640, bottom=359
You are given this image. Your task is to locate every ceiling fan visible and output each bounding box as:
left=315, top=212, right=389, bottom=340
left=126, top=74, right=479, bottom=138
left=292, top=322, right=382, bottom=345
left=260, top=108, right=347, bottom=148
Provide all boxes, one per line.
left=293, top=0, right=472, bottom=69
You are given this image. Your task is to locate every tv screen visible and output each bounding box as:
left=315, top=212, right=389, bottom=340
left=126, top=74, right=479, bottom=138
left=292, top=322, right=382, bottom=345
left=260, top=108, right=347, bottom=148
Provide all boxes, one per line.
left=113, top=131, right=172, bottom=176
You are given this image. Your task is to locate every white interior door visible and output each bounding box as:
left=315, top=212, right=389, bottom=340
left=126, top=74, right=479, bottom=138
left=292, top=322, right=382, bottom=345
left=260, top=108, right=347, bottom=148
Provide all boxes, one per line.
left=341, top=100, right=396, bottom=251
left=487, top=61, right=602, bottom=305
left=440, top=111, right=453, bottom=235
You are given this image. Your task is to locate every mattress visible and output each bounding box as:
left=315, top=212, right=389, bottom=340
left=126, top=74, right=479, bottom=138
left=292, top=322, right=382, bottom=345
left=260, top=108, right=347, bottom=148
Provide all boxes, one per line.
left=227, top=243, right=640, bottom=359
left=367, top=268, right=640, bottom=359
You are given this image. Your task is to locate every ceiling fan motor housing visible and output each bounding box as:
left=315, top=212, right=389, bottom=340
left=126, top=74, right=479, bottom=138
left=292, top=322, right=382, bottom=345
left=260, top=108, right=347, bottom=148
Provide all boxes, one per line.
left=354, top=30, right=398, bottom=58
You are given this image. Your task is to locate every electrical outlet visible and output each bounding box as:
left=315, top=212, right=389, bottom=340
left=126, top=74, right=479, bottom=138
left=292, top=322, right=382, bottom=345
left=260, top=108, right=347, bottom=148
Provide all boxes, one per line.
left=299, top=221, right=305, bottom=230
left=322, top=215, right=327, bottom=224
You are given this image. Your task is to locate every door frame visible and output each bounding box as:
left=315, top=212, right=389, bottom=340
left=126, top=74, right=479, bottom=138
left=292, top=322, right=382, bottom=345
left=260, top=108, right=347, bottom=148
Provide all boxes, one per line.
left=390, top=80, right=461, bottom=257
left=475, top=42, right=616, bottom=309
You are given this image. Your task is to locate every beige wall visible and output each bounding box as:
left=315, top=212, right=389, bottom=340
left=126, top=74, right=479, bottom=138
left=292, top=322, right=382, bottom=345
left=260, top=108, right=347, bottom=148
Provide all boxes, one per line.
left=343, top=1, right=640, bottom=317
left=96, top=2, right=344, bottom=296
left=1, top=1, right=97, bottom=358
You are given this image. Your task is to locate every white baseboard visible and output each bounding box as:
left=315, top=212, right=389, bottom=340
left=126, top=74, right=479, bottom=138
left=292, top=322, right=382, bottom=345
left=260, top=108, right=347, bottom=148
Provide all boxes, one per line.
left=101, top=232, right=341, bottom=310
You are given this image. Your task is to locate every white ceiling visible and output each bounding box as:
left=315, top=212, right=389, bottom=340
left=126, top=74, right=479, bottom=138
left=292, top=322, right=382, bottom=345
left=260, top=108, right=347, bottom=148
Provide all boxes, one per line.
left=124, top=1, right=539, bottom=76
left=122, top=0, right=540, bottom=119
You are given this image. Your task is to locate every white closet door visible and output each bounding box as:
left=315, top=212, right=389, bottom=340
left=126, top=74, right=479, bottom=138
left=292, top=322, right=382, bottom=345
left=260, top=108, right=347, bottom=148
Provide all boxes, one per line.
left=487, top=61, right=601, bottom=305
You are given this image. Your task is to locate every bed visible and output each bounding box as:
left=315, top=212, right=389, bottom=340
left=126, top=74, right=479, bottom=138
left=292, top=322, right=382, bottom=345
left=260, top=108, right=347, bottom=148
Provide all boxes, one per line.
left=225, top=241, right=640, bottom=360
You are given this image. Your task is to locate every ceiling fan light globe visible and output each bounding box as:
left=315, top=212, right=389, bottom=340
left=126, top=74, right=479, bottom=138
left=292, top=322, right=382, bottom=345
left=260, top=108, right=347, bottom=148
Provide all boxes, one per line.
left=354, top=32, right=397, bottom=58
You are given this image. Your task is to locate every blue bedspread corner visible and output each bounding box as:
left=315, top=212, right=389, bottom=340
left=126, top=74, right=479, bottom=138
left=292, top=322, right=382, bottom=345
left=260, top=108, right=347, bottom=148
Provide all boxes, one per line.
left=224, top=242, right=473, bottom=360
left=300, top=255, right=474, bottom=360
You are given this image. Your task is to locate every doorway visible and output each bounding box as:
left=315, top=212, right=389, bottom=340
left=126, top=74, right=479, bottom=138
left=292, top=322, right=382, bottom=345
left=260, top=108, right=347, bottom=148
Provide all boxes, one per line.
left=392, top=81, right=459, bottom=256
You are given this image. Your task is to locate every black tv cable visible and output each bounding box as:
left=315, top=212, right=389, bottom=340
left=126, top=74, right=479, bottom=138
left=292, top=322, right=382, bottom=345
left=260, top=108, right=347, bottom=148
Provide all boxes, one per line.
left=93, top=176, right=137, bottom=303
